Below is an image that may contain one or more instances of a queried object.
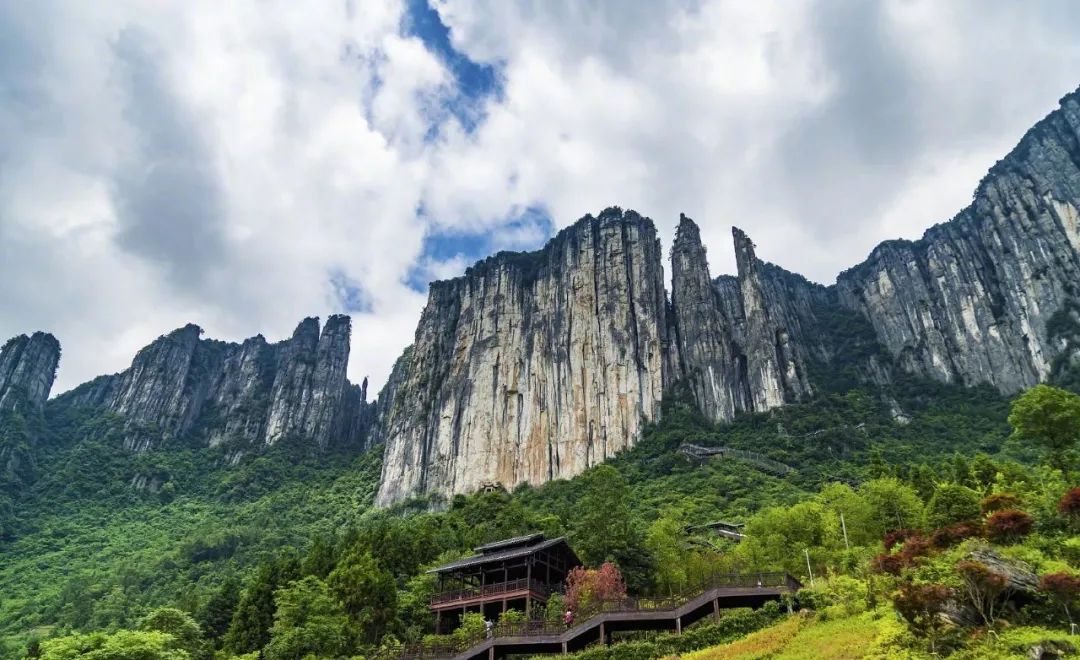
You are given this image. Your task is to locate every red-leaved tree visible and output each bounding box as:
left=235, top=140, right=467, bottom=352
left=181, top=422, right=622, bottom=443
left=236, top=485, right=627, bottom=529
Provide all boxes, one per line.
left=984, top=509, right=1034, bottom=544
left=1059, top=487, right=1080, bottom=525
left=1039, top=572, right=1080, bottom=625
left=956, top=560, right=1010, bottom=625
left=930, top=522, right=981, bottom=549
left=564, top=562, right=627, bottom=614
left=891, top=583, right=953, bottom=654
left=883, top=528, right=919, bottom=552
left=979, top=492, right=1022, bottom=515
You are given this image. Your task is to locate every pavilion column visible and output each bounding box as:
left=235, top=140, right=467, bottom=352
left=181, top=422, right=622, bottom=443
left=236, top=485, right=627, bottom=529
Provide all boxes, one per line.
left=436, top=611, right=442, bottom=635
left=676, top=617, right=682, bottom=635
left=526, top=559, right=533, bottom=618
left=713, top=598, right=719, bottom=619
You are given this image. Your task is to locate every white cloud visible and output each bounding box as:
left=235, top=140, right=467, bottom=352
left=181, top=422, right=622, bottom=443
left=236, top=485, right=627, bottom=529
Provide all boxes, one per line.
left=2, top=0, right=1080, bottom=397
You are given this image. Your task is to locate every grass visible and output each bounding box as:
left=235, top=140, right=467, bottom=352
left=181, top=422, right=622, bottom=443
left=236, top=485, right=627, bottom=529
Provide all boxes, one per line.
left=682, top=612, right=805, bottom=659
left=681, top=610, right=924, bottom=660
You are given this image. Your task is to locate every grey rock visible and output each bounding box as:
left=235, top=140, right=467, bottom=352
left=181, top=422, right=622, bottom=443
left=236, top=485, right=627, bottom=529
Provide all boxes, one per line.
left=670, top=217, right=829, bottom=422
left=375, top=208, right=671, bottom=505
left=60, top=315, right=374, bottom=452
left=0, top=332, right=60, bottom=413
left=836, top=89, right=1080, bottom=393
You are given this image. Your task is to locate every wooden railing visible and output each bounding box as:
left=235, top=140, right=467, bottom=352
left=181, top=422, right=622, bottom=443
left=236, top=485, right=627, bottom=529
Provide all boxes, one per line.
left=392, top=571, right=799, bottom=659
left=431, top=577, right=551, bottom=606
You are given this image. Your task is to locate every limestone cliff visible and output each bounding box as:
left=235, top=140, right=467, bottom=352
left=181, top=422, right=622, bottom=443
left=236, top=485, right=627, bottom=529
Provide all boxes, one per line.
left=61, top=316, right=374, bottom=451
left=0, top=332, right=60, bottom=413
left=376, top=208, right=671, bottom=505
left=670, top=217, right=830, bottom=422
left=836, top=90, right=1080, bottom=392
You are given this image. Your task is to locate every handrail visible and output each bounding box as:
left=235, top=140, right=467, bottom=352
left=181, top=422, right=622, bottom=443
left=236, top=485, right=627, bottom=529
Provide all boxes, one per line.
left=431, top=577, right=551, bottom=605
left=391, top=571, right=800, bottom=659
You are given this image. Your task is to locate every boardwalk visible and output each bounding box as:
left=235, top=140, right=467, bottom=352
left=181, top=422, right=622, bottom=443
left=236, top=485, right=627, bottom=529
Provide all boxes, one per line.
left=395, top=572, right=801, bottom=660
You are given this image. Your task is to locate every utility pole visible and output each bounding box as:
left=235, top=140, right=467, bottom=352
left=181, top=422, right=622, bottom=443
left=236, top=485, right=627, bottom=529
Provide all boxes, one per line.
left=804, top=549, right=815, bottom=587
left=840, top=512, right=850, bottom=551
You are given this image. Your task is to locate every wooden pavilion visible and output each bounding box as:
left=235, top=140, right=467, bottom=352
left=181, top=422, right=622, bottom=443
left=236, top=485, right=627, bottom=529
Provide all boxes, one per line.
left=427, top=533, right=580, bottom=633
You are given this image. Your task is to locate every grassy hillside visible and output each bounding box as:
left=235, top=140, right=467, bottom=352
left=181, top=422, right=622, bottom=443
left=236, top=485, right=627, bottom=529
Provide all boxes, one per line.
left=2, top=376, right=1076, bottom=658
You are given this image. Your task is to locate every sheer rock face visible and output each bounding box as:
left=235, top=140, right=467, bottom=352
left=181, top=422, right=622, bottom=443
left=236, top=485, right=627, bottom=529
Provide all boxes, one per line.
left=376, top=209, right=671, bottom=505
left=62, top=315, right=373, bottom=451
left=836, top=91, right=1080, bottom=393
left=670, top=217, right=828, bottom=422
left=0, top=332, right=60, bottom=413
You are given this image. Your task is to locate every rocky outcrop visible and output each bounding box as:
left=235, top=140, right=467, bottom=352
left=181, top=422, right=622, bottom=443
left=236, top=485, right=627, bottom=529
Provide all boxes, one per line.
left=61, top=316, right=374, bottom=452
left=836, top=90, right=1080, bottom=393
left=375, top=208, right=671, bottom=505
left=670, top=217, right=830, bottom=422
left=0, top=332, right=60, bottom=413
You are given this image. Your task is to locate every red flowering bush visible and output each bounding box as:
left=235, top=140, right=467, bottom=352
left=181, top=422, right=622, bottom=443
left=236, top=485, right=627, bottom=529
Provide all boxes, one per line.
left=984, top=509, right=1034, bottom=544
left=564, top=562, right=627, bottom=613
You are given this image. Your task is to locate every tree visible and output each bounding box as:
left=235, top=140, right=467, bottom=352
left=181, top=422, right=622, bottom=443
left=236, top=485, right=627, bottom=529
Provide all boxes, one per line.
left=264, top=576, right=350, bottom=660
left=196, top=577, right=240, bottom=644
left=1059, top=487, right=1080, bottom=526
left=139, top=608, right=204, bottom=659
left=38, top=630, right=189, bottom=660
left=984, top=509, right=1034, bottom=544
left=956, top=560, right=1010, bottom=625
left=859, top=478, right=925, bottom=538
left=1008, top=384, right=1080, bottom=475
left=327, top=548, right=397, bottom=643
left=927, top=482, right=981, bottom=529
left=979, top=492, right=1022, bottom=515
left=645, top=514, right=688, bottom=595
left=572, top=465, right=654, bottom=591
left=222, top=555, right=298, bottom=655
left=891, top=583, right=953, bottom=655
left=564, top=562, right=627, bottom=614
left=1039, top=572, right=1080, bottom=625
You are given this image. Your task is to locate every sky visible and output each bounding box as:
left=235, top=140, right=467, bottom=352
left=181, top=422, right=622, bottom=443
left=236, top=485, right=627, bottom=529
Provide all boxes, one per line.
left=3, top=0, right=1080, bottom=395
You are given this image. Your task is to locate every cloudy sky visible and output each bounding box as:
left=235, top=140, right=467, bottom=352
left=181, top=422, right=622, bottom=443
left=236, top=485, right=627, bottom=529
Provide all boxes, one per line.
left=3, top=0, right=1080, bottom=395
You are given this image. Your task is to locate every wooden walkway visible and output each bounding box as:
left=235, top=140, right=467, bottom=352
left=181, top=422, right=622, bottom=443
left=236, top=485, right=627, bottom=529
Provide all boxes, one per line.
left=395, top=572, right=801, bottom=660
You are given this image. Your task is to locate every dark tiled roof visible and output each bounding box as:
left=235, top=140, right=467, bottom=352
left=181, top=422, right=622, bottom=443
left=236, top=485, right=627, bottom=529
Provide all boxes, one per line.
left=428, top=536, right=573, bottom=574
left=474, top=532, right=546, bottom=554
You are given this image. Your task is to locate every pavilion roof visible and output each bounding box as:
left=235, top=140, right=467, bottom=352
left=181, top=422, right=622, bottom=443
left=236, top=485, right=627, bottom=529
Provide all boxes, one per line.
left=427, top=536, right=575, bottom=574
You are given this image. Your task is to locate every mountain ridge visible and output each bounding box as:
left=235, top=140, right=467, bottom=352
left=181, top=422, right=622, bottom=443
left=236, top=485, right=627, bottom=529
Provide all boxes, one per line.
left=5, top=85, right=1080, bottom=506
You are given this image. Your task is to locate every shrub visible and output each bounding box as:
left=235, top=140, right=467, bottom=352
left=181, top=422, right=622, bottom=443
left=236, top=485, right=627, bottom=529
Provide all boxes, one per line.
left=565, top=563, right=627, bottom=614
left=956, top=560, right=1010, bottom=625
left=928, top=483, right=982, bottom=529
left=984, top=509, right=1035, bottom=544
left=883, top=528, right=918, bottom=552
left=890, top=583, right=954, bottom=655
left=898, top=535, right=932, bottom=565
left=1038, top=572, right=1080, bottom=624
left=980, top=492, right=1022, bottom=515
left=930, top=521, right=981, bottom=549
left=872, top=553, right=905, bottom=576
left=499, top=609, right=526, bottom=625
left=1059, top=487, right=1080, bottom=523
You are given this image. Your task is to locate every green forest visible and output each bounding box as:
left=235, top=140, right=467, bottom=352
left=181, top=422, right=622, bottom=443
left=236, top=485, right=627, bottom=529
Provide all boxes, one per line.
left=1, top=372, right=1078, bottom=659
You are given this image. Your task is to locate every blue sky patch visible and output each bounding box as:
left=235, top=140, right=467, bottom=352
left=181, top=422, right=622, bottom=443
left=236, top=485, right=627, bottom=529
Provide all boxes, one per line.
left=406, top=205, right=555, bottom=291
left=403, top=0, right=501, bottom=134
left=329, top=269, right=374, bottom=313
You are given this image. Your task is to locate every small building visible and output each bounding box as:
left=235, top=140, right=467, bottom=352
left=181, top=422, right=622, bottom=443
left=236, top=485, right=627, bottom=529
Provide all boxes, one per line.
left=427, top=533, right=580, bottom=632
left=686, top=520, right=746, bottom=542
